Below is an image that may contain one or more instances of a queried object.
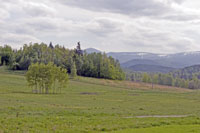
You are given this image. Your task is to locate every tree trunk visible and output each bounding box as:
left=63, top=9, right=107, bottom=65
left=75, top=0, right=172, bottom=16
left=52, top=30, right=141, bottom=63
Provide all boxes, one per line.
left=46, top=87, right=49, bottom=94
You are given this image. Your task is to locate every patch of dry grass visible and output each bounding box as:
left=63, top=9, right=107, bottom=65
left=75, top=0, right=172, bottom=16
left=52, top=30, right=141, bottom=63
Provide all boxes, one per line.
left=75, top=76, right=192, bottom=93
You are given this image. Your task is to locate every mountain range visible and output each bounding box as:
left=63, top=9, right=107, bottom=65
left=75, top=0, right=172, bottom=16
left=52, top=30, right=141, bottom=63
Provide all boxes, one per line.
left=85, top=48, right=200, bottom=73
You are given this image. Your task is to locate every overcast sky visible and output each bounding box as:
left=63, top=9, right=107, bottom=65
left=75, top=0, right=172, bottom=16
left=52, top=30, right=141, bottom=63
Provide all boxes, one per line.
left=0, top=0, right=200, bottom=53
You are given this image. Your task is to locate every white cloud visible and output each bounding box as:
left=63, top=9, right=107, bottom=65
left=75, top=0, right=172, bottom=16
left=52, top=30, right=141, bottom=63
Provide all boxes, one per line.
left=0, top=0, right=200, bottom=53
left=23, top=2, right=56, bottom=17
left=0, top=33, right=40, bottom=48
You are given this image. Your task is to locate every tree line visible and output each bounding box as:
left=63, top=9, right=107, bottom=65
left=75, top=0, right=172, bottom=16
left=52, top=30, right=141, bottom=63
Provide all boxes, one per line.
left=126, top=71, right=200, bottom=89
left=0, top=42, right=125, bottom=80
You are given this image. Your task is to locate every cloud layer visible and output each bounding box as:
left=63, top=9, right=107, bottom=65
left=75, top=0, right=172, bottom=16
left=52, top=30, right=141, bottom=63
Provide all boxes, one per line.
left=0, top=0, right=200, bottom=53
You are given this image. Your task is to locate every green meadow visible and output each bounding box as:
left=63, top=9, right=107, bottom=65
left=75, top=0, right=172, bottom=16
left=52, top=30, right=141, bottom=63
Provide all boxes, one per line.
left=1, top=67, right=200, bottom=132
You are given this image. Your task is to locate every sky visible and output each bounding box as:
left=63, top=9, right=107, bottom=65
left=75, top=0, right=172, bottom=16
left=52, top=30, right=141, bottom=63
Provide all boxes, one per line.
left=0, top=0, right=200, bottom=53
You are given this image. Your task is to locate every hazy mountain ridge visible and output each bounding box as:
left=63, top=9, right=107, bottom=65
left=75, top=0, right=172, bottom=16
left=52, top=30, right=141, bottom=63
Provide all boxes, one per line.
left=107, top=52, right=160, bottom=63
left=109, top=51, right=200, bottom=69
left=84, top=48, right=101, bottom=54
left=108, top=51, right=200, bottom=68
left=85, top=48, right=200, bottom=72
left=121, top=59, right=160, bottom=68
left=127, top=64, right=176, bottom=73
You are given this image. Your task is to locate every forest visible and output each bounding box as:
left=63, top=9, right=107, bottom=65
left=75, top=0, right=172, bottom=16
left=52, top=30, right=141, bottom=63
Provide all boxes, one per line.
left=126, top=69, right=200, bottom=89
left=1, top=42, right=200, bottom=89
left=0, top=42, right=125, bottom=80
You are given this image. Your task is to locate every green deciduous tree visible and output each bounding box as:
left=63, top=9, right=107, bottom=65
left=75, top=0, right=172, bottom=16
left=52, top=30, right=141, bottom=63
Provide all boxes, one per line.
left=26, top=63, right=68, bottom=94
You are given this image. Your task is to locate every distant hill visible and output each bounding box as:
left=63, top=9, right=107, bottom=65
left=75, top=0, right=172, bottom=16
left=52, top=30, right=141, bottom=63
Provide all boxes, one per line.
left=127, top=64, right=175, bottom=73
left=85, top=48, right=101, bottom=54
left=84, top=49, right=200, bottom=73
left=121, top=59, right=159, bottom=68
left=108, top=51, right=200, bottom=69
left=155, top=52, right=200, bottom=68
left=107, top=52, right=160, bottom=63
left=172, top=64, right=200, bottom=80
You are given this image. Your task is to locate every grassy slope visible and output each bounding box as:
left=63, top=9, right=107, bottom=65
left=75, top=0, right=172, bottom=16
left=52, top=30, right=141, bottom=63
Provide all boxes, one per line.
left=0, top=68, right=200, bottom=132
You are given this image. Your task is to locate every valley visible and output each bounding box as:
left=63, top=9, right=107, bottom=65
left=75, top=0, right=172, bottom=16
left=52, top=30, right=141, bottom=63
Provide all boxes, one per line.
left=1, top=68, right=200, bottom=132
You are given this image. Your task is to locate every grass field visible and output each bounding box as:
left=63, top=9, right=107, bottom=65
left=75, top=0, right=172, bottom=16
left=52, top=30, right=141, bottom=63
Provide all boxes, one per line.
left=1, top=68, right=200, bottom=132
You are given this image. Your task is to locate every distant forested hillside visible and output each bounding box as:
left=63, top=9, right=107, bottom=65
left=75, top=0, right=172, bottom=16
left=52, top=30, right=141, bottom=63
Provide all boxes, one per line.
left=126, top=64, right=200, bottom=89
left=172, top=65, right=200, bottom=79
left=127, top=64, right=175, bottom=73
left=0, top=43, right=125, bottom=80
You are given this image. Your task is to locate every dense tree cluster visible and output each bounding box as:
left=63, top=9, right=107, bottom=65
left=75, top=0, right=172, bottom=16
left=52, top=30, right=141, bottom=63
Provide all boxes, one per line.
left=126, top=71, right=200, bottom=89
left=172, top=65, right=200, bottom=80
left=26, top=63, right=68, bottom=94
left=79, top=53, right=125, bottom=80
left=0, top=45, right=14, bottom=66
left=0, top=42, right=125, bottom=80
